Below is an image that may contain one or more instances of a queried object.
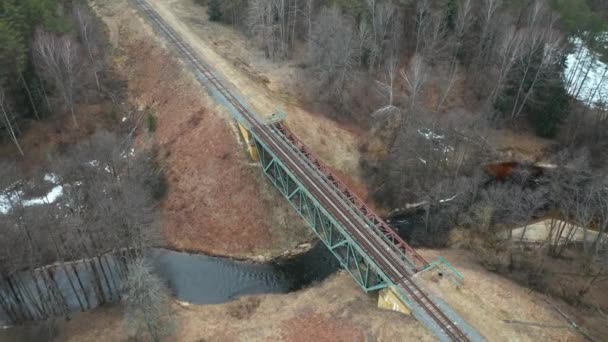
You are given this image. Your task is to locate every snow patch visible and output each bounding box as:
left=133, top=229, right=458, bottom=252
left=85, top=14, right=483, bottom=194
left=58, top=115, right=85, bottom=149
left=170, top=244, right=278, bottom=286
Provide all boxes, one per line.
left=44, top=173, right=60, bottom=184
left=439, top=194, right=458, bottom=203
left=418, top=128, right=444, bottom=140
left=0, top=190, right=23, bottom=214
left=21, top=186, right=64, bottom=207
left=0, top=176, right=65, bottom=215
left=565, top=36, right=608, bottom=106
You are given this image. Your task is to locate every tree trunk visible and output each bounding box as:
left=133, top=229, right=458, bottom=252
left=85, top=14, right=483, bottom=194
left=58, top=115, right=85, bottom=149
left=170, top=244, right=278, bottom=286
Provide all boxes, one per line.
left=70, top=263, right=90, bottom=310
left=0, top=282, right=18, bottom=324
left=101, top=254, right=121, bottom=300
left=47, top=268, right=70, bottom=320
left=29, top=269, right=49, bottom=319
left=19, top=73, right=40, bottom=121
left=6, top=275, right=30, bottom=321
left=0, top=100, right=24, bottom=156
left=15, top=272, right=44, bottom=320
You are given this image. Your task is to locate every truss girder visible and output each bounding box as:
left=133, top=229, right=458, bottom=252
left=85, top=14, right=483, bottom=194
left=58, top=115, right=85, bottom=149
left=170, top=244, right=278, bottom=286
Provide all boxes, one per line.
left=256, top=138, right=388, bottom=292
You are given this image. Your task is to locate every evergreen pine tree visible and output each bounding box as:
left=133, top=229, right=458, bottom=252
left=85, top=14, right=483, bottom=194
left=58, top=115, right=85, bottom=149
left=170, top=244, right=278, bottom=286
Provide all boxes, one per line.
left=207, top=0, right=222, bottom=22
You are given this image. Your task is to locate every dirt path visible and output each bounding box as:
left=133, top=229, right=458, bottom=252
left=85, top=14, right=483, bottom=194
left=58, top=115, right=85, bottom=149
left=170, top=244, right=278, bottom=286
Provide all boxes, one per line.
left=144, top=0, right=368, bottom=199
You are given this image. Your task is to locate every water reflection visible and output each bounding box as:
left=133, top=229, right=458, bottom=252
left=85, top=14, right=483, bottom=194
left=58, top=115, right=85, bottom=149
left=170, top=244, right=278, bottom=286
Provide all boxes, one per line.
left=0, top=242, right=340, bottom=324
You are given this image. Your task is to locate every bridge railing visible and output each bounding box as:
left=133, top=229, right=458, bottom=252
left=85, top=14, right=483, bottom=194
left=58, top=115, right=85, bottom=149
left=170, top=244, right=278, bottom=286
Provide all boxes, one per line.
left=270, top=122, right=429, bottom=271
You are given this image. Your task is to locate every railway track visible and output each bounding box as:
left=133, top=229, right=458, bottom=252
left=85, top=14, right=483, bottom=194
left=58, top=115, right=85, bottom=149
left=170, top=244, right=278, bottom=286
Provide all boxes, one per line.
left=134, top=1, right=471, bottom=340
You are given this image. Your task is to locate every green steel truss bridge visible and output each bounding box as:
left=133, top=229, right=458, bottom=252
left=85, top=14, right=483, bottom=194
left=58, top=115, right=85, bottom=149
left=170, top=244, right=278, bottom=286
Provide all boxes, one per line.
left=135, top=1, right=484, bottom=340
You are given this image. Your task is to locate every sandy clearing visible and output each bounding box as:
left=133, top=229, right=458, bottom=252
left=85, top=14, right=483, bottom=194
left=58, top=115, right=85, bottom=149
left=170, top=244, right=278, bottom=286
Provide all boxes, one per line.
left=510, top=219, right=607, bottom=245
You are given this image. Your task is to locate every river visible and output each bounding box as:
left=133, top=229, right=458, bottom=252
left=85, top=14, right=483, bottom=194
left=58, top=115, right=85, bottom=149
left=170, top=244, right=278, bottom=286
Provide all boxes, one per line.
left=0, top=243, right=340, bottom=324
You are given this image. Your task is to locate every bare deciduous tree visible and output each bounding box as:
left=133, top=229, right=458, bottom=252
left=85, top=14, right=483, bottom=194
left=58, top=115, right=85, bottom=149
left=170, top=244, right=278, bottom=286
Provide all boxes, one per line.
left=364, top=0, right=398, bottom=72
left=487, top=26, right=523, bottom=108
left=401, top=54, right=427, bottom=112
left=477, top=0, right=503, bottom=62
left=74, top=5, right=102, bottom=91
left=509, top=2, right=562, bottom=120
left=33, top=31, right=82, bottom=128
left=308, top=7, right=358, bottom=102
left=0, top=86, right=23, bottom=156
left=123, top=258, right=174, bottom=342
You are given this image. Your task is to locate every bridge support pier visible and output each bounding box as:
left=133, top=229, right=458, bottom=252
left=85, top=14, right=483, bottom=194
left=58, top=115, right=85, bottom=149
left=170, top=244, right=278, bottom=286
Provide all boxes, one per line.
left=237, top=121, right=259, bottom=161
left=378, top=286, right=412, bottom=315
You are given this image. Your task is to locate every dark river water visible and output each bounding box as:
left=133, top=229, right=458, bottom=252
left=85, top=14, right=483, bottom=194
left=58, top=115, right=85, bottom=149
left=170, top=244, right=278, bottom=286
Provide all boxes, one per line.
left=387, top=210, right=426, bottom=243
left=2, top=209, right=436, bottom=326
left=153, top=242, right=340, bottom=304
left=0, top=242, right=340, bottom=324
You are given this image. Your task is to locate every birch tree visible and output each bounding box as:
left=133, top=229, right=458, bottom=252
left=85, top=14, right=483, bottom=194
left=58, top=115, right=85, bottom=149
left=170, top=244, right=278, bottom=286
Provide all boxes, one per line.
left=33, top=30, right=82, bottom=128
left=364, top=0, right=397, bottom=72
left=436, top=0, right=472, bottom=111
left=74, top=5, right=101, bottom=91
left=0, top=85, right=24, bottom=156
left=308, top=7, right=358, bottom=102
left=477, top=0, right=503, bottom=63
left=487, top=26, right=523, bottom=109
left=507, top=2, right=562, bottom=120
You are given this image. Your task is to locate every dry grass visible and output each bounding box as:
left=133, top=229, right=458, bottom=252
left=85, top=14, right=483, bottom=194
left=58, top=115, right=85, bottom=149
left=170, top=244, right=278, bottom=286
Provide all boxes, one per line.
left=417, top=248, right=595, bottom=341
left=0, top=273, right=434, bottom=342
left=0, top=98, right=119, bottom=175
left=488, top=128, right=555, bottom=161
left=144, top=0, right=365, bottom=189
left=3, top=249, right=605, bottom=341
left=93, top=0, right=313, bottom=259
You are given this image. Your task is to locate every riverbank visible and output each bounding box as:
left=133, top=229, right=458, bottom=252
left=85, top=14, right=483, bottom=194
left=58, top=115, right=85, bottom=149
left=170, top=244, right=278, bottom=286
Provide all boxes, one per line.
left=159, top=240, right=316, bottom=263
left=0, top=244, right=340, bottom=326
left=0, top=272, right=433, bottom=342
left=1, top=247, right=596, bottom=341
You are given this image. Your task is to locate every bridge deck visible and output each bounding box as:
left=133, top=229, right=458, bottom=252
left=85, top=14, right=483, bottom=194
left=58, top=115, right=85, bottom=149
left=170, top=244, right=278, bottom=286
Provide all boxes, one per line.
left=134, top=1, right=476, bottom=340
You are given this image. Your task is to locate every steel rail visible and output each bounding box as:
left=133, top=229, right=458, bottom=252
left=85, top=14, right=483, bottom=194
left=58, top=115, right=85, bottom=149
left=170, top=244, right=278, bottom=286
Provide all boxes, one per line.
left=134, top=1, right=470, bottom=340
left=273, top=123, right=429, bottom=269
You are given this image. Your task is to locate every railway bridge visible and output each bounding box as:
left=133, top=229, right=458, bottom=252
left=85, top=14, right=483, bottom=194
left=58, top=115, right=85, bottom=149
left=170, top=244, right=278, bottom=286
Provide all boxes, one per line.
left=135, top=1, right=484, bottom=340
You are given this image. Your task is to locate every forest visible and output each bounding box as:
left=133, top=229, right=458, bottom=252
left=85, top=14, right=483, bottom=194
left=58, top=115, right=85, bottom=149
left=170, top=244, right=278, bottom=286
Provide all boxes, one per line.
left=0, top=0, right=173, bottom=339
left=199, top=0, right=608, bottom=305
left=0, top=0, right=607, bottom=340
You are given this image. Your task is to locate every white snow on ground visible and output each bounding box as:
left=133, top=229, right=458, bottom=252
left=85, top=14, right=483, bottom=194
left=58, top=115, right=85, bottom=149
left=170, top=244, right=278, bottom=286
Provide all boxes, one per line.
left=44, top=173, right=60, bottom=184
left=439, top=194, right=458, bottom=203
left=0, top=190, right=23, bottom=214
left=20, top=186, right=64, bottom=207
left=2, top=151, right=135, bottom=215
left=565, top=36, right=608, bottom=106
left=418, top=128, right=445, bottom=140
left=0, top=174, right=64, bottom=215
left=120, top=148, right=135, bottom=159
left=417, top=128, right=454, bottom=159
